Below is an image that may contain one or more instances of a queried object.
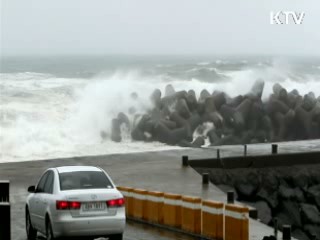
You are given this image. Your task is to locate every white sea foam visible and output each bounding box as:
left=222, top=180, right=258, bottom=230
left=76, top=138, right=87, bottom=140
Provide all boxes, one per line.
left=1, top=60, right=319, bottom=163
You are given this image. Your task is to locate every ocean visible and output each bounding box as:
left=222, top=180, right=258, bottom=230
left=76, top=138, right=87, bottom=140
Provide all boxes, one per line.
left=1, top=55, right=320, bottom=162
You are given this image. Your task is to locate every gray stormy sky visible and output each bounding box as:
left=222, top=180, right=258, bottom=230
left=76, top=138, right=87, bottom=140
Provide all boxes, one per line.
left=1, top=0, right=320, bottom=56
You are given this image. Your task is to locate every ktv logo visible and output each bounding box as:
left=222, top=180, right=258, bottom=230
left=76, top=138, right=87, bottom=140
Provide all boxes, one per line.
left=270, top=11, right=305, bottom=25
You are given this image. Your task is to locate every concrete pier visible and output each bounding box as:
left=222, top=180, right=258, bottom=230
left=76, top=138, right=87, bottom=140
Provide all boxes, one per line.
left=0, top=140, right=313, bottom=240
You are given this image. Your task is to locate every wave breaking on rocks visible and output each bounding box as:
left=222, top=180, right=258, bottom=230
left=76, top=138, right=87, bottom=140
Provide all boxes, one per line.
left=110, top=79, right=320, bottom=146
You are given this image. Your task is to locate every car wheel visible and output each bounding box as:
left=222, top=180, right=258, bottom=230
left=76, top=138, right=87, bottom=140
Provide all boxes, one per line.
left=26, top=209, right=37, bottom=240
left=46, top=218, right=55, bottom=240
left=109, top=233, right=123, bottom=240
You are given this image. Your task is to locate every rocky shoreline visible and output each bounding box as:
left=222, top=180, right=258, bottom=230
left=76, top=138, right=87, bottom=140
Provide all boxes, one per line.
left=194, top=165, right=320, bottom=240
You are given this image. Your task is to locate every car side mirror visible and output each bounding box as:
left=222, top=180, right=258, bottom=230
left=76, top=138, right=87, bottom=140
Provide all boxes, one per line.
left=28, top=186, right=35, bottom=193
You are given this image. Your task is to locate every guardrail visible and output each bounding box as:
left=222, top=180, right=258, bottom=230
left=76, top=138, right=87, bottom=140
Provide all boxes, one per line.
left=0, top=180, right=10, bottom=240
left=117, top=186, right=249, bottom=240
left=186, top=145, right=320, bottom=169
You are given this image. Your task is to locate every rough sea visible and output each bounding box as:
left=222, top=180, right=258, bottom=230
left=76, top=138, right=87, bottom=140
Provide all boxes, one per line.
left=1, top=55, right=320, bottom=162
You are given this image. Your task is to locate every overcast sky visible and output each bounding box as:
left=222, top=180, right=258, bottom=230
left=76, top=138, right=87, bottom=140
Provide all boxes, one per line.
left=1, top=0, right=320, bottom=56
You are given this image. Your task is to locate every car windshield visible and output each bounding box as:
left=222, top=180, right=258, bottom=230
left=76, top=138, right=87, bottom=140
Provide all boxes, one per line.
left=59, top=171, right=113, bottom=190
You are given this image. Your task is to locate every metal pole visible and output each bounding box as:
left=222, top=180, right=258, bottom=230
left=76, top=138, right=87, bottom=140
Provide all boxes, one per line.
left=202, top=173, right=209, bottom=185
left=272, top=144, right=278, bottom=154
left=227, top=191, right=234, bottom=204
left=244, top=144, right=247, bottom=156
left=0, top=203, right=11, bottom=240
left=282, top=225, right=291, bottom=240
left=274, top=218, right=278, bottom=239
left=182, top=155, right=188, bottom=167
left=0, top=180, right=9, bottom=202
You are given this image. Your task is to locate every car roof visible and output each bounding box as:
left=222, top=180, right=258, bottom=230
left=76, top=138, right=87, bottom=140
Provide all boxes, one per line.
left=56, top=166, right=102, bottom=173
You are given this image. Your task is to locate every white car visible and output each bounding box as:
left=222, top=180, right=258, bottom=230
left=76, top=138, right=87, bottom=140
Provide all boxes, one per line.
left=25, top=166, right=126, bottom=240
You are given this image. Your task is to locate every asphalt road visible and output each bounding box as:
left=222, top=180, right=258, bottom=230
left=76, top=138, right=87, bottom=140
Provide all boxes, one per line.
left=26, top=221, right=194, bottom=240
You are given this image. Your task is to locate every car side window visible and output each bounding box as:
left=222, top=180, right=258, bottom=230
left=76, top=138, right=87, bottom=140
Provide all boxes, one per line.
left=36, top=172, right=49, bottom=193
left=44, top=171, right=54, bottom=194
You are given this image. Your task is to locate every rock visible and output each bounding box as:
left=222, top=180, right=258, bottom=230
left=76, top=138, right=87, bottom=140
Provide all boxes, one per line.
left=186, top=90, right=198, bottom=112
left=111, top=118, right=121, bottom=142
left=176, top=98, right=191, bottom=119
left=199, top=89, right=211, bottom=102
left=191, top=136, right=205, bottom=148
left=279, top=185, right=296, bottom=199
left=296, top=106, right=314, bottom=139
left=250, top=78, right=265, bottom=99
left=278, top=201, right=302, bottom=228
left=161, top=91, right=187, bottom=108
left=278, top=109, right=295, bottom=140
left=292, top=172, right=310, bottom=190
left=204, top=97, right=217, bottom=113
left=304, top=225, right=320, bottom=239
left=188, top=113, right=203, bottom=133
left=212, top=91, right=227, bottom=110
left=177, top=140, right=191, bottom=147
left=266, top=99, right=290, bottom=115
left=279, top=185, right=305, bottom=202
left=294, top=188, right=306, bottom=202
left=300, top=203, right=320, bottom=224
left=131, top=127, right=145, bottom=141
left=160, top=119, right=176, bottom=129
left=256, top=171, right=279, bottom=209
left=117, top=112, right=130, bottom=129
left=292, top=228, right=311, bottom=240
left=302, top=93, right=317, bottom=112
left=165, top=84, right=175, bottom=97
left=150, top=89, right=162, bottom=108
left=207, top=129, right=221, bottom=145
left=169, top=111, right=187, bottom=128
left=273, top=83, right=288, bottom=102
left=307, top=185, right=320, bottom=209
left=234, top=171, right=260, bottom=200
left=255, top=201, right=272, bottom=224
left=203, top=111, right=223, bottom=128
left=153, top=123, right=188, bottom=145
left=227, top=95, right=244, bottom=108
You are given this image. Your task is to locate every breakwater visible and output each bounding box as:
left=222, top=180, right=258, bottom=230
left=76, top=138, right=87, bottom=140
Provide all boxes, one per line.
left=111, top=80, right=320, bottom=148
left=189, top=147, right=320, bottom=240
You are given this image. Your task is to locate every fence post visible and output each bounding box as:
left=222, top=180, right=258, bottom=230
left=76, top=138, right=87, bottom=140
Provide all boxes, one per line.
left=0, top=180, right=9, bottom=202
left=0, top=180, right=10, bottom=240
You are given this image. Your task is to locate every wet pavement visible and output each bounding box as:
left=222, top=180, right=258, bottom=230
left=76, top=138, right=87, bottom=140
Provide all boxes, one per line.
left=0, top=141, right=311, bottom=240
left=31, top=221, right=194, bottom=240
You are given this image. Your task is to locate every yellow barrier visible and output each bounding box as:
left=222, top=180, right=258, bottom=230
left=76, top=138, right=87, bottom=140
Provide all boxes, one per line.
left=181, top=196, right=201, bottom=234
left=132, top=188, right=148, bottom=219
left=225, top=204, right=249, bottom=240
left=163, top=193, right=182, bottom=228
left=119, top=186, right=251, bottom=240
left=146, top=191, right=164, bottom=224
left=117, top=186, right=133, bottom=217
left=202, top=200, right=224, bottom=240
